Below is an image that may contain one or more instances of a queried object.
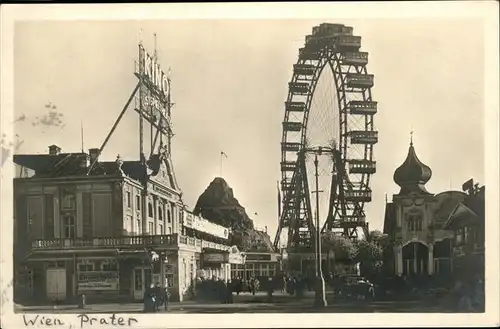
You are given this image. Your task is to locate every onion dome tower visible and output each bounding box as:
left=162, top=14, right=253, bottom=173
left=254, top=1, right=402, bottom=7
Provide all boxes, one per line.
left=393, top=134, right=432, bottom=195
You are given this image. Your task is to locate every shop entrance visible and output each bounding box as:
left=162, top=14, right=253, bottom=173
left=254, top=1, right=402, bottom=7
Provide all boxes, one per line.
left=46, top=268, right=66, bottom=302
left=133, top=267, right=152, bottom=300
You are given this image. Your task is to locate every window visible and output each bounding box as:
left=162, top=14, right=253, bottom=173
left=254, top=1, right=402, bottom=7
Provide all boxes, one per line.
left=78, top=261, right=94, bottom=272
left=136, top=219, right=141, bottom=235
left=168, top=227, right=172, bottom=234
left=260, top=264, right=269, bottom=277
left=148, top=222, right=154, bottom=235
left=61, top=193, right=75, bottom=210
left=167, top=209, right=172, bottom=223
left=464, top=227, right=469, bottom=244
left=415, top=218, right=422, bottom=231
left=408, top=214, right=423, bottom=232
left=159, top=223, right=164, bottom=235
left=101, top=260, right=118, bottom=271
left=268, top=264, right=276, bottom=276
left=136, top=195, right=141, bottom=210
left=126, top=215, right=133, bottom=233
left=148, top=203, right=153, bottom=218
left=62, top=214, right=75, bottom=238
left=126, top=192, right=131, bottom=208
left=165, top=274, right=174, bottom=288
left=158, top=207, right=163, bottom=221
left=134, top=269, right=143, bottom=290
left=456, top=228, right=463, bottom=245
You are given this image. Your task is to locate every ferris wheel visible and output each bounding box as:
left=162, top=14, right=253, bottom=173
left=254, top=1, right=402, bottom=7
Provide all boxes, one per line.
left=274, top=23, right=378, bottom=251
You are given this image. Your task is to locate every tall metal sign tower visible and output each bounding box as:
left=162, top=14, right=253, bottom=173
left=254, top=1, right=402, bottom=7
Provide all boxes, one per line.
left=88, top=35, right=174, bottom=175
left=135, top=35, right=174, bottom=164
left=88, top=35, right=176, bottom=231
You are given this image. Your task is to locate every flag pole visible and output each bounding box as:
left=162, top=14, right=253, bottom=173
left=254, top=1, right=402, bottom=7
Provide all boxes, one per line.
left=220, top=151, right=228, bottom=177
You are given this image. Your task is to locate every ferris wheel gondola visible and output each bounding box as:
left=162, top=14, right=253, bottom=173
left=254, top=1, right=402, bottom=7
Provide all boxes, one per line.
left=274, top=23, right=378, bottom=251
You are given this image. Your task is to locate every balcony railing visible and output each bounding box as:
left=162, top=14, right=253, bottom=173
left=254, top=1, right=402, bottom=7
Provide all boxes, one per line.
left=31, top=234, right=229, bottom=252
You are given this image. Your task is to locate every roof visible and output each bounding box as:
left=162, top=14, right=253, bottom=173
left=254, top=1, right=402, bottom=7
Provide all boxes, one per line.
left=14, top=153, right=89, bottom=177
left=443, top=186, right=485, bottom=230
left=432, top=191, right=468, bottom=224
left=382, top=202, right=396, bottom=234
left=393, top=142, right=432, bottom=195
left=13, top=152, right=180, bottom=193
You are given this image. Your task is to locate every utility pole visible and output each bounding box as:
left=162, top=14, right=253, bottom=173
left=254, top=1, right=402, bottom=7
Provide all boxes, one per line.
left=311, top=193, right=323, bottom=278
left=313, top=152, right=327, bottom=308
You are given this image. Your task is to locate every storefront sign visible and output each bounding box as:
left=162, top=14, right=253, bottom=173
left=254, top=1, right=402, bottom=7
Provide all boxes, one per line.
left=152, top=185, right=172, bottom=198
left=78, top=271, right=119, bottom=291
left=228, top=253, right=245, bottom=265
left=246, top=254, right=272, bottom=261
left=191, top=215, right=229, bottom=240
left=203, top=253, right=225, bottom=263
left=136, top=44, right=169, bottom=99
left=228, top=245, right=245, bottom=264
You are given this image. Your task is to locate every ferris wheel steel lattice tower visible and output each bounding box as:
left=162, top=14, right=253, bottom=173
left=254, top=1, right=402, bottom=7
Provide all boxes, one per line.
left=274, top=23, right=378, bottom=253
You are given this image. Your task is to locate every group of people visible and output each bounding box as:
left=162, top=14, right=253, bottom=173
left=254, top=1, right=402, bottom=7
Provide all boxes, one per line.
left=143, top=283, right=169, bottom=313
left=194, top=276, right=263, bottom=302
left=195, top=277, right=234, bottom=303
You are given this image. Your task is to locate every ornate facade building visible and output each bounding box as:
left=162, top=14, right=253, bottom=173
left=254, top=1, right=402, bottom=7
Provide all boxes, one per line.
left=13, top=145, right=244, bottom=304
left=383, top=140, right=475, bottom=281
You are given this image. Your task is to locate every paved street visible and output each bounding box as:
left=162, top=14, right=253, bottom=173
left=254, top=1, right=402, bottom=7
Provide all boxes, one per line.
left=15, top=291, right=457, bottom=314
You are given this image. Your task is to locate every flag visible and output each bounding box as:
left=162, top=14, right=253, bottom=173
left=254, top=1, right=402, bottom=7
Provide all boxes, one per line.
left=277, top=181, right=282, bottom=218
left=221, top=151, right=228, bottom=158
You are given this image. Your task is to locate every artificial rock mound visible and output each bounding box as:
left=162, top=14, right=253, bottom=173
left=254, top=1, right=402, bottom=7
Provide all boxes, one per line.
left=193, top=177, right=274, bottom=252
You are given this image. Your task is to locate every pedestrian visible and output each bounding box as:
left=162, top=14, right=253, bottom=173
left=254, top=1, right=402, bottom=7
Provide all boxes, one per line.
left=211, top=276, right=219, bottom=301
left=226, top=280, right=234, bottom=304
left=217, top=278, right=226, bottom=304
left=364, top=280, right=375, bottom=301
left=296, top=277, right=304, bottom=298
left=163, top=285, right=170, bottom=311
left=143, top=284, right=156, bottom=313
left=288, top=277, right=296, bottom=296
left=153, top=282, right=162, bottom=311
left=267, top=277, right=274, bottom=302
left=252, top=278, right=260, bottom=295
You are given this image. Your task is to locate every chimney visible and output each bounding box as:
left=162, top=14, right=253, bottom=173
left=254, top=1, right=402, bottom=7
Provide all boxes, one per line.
left=89, top=148, right=100, bottom=164
left=48, top=144, right=62, bottom=155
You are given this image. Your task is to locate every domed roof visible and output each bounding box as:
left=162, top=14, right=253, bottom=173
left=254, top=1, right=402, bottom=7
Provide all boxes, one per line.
left=393, top=139, right=432, bottom=194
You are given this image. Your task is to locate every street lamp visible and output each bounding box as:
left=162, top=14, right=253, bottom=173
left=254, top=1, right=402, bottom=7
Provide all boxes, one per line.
left=313, top=152, right=327, bottom=308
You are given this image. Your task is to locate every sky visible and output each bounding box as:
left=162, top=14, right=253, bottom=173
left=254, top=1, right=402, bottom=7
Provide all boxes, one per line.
left=13, top=19, right=485, bottom=240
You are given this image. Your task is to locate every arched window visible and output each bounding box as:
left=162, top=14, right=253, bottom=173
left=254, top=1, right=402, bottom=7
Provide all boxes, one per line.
left=148, top=203, right=153, bottom=218
left=407, top=213, right=423, bottom=232
left=158, top=207, right=163, bottom=221
left=167, top=208, right=172, bottom=223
